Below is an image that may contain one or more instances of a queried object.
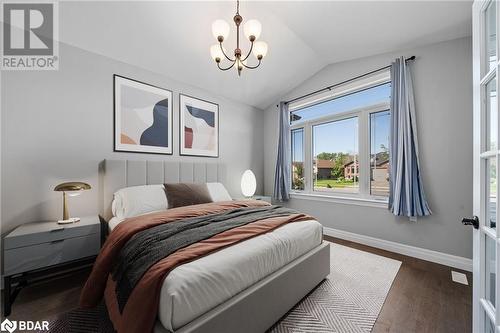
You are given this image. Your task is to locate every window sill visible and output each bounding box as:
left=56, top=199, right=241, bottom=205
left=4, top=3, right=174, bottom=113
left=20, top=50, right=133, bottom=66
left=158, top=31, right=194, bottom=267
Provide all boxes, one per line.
left=289, top=192, right=389, bottom=209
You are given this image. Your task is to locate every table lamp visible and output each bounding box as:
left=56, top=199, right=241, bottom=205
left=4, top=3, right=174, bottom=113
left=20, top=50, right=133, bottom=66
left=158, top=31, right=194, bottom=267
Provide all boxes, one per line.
left=241, top=170, right=257, bottom=198
left=54, top=182, right=91, bottom=224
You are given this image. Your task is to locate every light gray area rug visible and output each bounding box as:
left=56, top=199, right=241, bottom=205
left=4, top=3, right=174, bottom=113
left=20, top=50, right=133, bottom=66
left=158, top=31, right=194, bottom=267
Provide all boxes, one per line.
left=42, top=242, right=401, bottom=333
left=270, top=242, right=402, bottom=333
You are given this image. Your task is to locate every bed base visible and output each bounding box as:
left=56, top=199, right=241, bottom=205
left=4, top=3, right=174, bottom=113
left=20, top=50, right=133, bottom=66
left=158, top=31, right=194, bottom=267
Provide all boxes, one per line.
left=154, top=242, right=330, bottom=333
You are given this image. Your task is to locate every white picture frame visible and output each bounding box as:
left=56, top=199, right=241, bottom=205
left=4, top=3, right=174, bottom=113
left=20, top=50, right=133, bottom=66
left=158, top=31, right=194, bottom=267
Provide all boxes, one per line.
left=179, top=94, right=219, bottom=158
left=114, top=75, right=173, bottom=155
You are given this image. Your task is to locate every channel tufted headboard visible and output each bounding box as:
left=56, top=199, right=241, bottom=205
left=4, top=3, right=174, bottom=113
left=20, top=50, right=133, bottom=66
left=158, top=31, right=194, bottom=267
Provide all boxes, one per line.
left=99, top=159, right=227, bottom=221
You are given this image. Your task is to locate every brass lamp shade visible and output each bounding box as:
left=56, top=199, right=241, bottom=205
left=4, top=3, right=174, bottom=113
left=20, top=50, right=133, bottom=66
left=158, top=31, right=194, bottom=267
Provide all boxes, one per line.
left=54, top=182, right=91, bottom=192
left=54, top=182, right=91, bottom=223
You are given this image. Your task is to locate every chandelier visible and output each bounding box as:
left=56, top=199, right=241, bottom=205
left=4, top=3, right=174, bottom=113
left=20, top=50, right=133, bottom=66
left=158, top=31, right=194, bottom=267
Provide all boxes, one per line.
left=210, top=0, right=268, bottom=76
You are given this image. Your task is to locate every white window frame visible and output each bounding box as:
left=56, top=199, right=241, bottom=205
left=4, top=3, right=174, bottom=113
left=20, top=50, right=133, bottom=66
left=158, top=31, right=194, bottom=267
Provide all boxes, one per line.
left=289, top=73, right=391, bottom=208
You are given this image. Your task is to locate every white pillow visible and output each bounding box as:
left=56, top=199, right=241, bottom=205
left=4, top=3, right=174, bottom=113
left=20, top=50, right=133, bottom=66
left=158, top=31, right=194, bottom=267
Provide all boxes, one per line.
left=206, top=182, right=232, bottom=202
left=112, top=184, right=167, bottom=219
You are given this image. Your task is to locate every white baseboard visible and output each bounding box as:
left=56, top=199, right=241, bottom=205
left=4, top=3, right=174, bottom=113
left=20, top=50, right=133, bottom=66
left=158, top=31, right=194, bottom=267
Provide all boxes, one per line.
left=324, top=227, right=472, bottom=272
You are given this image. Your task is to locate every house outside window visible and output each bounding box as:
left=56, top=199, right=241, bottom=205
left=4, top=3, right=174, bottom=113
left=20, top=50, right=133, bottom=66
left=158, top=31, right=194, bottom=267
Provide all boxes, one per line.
left=289, top=70, right=391, bottom=201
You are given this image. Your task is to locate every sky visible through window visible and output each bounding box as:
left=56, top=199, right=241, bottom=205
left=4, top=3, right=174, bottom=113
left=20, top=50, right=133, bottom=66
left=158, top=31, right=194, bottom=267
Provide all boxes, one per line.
left=371, top=111, right=390, bottom=155
left=291, top=82, right=391, bottom=160
left=314, top=118, right=358, bottom=158
left=291, top=128, right=303, bottom=162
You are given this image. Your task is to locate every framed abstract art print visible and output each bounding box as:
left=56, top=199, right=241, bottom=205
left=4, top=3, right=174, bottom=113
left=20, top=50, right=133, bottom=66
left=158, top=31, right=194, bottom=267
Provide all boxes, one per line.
left=179, top=94, right=219, bottom=157
left=114, top=75, right=173, bottom=155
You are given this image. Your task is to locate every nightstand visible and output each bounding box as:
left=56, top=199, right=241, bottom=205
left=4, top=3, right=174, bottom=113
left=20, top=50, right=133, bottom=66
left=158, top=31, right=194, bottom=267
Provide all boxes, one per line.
left=2, top=215, right=101, bottom=316
left=252, top=195, right=272, bottom=204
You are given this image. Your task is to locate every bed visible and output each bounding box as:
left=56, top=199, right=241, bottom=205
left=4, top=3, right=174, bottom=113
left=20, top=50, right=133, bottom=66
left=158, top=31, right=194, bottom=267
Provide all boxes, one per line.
left=91, top=159, right=330, bottom=333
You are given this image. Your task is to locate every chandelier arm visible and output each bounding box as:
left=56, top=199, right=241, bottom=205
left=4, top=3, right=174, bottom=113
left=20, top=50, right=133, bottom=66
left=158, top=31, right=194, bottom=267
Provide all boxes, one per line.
left=241, top=58, right=262, bottom=70
left=242, top=41, right=254, bottom=62
left=219, top=42, right=235, bottom=62
left=217, top=60, right=236, bottom=71
left=212, top=0, right=264, bottom=76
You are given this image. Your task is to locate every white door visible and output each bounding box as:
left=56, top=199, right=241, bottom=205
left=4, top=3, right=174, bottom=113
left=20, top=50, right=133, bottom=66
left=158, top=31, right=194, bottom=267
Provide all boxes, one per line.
left=473, top=1, right=500, bottom=332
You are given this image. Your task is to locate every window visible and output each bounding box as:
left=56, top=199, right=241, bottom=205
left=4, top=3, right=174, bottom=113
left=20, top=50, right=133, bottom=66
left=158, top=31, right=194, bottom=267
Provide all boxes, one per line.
left=290, top=73, right=391, bottom=201
left=313, top=117, right=359, bottom=193
left=486, top=0, right=497, bottom=74
left=370, top=111, right=390, bottom=196
left=291, top=83, right=391, bottom=126
left=291, top=128, right=304, bottom=190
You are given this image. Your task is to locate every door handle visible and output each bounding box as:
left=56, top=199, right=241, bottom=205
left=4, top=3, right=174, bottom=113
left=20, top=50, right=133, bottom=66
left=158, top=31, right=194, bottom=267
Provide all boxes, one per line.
left=462, top=216, right=479, bottom=229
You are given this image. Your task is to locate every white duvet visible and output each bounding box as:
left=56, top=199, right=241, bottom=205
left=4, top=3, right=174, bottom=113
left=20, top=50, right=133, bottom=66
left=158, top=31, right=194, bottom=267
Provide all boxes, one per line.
left=109, top=218, right=323, bottom=332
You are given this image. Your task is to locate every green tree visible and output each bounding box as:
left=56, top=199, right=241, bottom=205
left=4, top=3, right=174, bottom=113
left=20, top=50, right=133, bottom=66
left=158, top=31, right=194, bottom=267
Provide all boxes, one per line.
left=316, top=152, right=352, bottom=179
left=295, top=163, right=303, bottom=178
left=316, top=152, right=336, bottom=161
left=378, top=144, right=389, bottom=163
left=292, top=163, right=304, bottom=190
left=331, top=153, right=348, bottom=179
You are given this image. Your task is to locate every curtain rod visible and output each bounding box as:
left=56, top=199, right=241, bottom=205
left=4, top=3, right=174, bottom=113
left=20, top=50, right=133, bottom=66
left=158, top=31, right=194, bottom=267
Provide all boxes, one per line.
left=278, top=55, right=415, bottom=107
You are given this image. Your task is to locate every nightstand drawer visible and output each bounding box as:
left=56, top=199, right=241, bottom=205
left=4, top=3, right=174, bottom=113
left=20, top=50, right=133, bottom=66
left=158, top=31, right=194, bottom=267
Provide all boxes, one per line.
left=4, top=216, right=100, bottom=250
left=4, top=233, right=99, bottom=276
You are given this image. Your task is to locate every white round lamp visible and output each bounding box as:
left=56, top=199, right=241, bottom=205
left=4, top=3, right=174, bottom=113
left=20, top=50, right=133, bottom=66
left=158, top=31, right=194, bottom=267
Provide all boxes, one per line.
left=241, top=170, right=257, bottom=198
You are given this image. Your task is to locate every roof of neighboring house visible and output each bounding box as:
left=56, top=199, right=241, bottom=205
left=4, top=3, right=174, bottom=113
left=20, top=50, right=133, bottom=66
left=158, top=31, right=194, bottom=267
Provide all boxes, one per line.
left=342, top=153, right=389, bottom=168
left=376, top=159, right=389, bottom=167
left=315, top=159, right=335, bottom=169
left=344, top=160, right=358, bottom=167
left=371, top=152, right=389, bottom=167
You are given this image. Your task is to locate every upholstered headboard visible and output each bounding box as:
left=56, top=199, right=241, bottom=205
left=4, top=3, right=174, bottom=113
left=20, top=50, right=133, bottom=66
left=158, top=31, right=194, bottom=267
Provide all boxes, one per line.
left=99, top=159, right=227, bottom=221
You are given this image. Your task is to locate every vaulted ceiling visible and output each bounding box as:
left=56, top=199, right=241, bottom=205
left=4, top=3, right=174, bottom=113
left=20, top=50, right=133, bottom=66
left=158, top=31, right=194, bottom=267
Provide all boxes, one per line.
left=59, top=1, right=472, bottom=109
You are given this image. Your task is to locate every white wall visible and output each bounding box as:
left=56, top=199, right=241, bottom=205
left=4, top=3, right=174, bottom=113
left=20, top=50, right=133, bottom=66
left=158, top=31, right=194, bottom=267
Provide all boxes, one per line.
left=264, top=37, right=473, bottom=259
left=1, top=43, right=265, bottom=234
left=1, top=36, right=474, bottom=260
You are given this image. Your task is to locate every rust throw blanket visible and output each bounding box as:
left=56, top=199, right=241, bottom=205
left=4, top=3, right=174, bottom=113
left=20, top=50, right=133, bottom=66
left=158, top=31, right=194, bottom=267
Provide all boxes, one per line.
left=80, top=200, right=313, bottom=333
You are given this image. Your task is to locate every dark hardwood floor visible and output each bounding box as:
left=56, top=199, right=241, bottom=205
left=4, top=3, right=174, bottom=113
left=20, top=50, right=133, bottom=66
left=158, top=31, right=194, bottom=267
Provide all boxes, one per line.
left=325, top=236, right=472, bottom=333
left=2, top=237, right=472, bottom=332
left=1, top=268, right=91, bottom=323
